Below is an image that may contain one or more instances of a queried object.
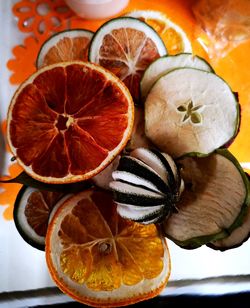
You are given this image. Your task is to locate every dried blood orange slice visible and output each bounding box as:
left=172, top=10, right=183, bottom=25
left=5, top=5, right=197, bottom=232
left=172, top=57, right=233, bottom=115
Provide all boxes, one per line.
left=46, top=189, right=171, bottom=307
left=36, top=29, right=94, bottom=68
left=7, top=62, right=134, bottom=184
left=89, top=17, right=167, bottom=101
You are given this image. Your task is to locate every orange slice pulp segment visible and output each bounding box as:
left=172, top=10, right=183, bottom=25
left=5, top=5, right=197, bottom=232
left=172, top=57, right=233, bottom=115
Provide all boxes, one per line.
left=89, top=17, right=167, bottom=101
left=125, top=10, right=192, bottom=55
left=141, top=17, right=185, bottom=54
left=37, top=29, right=94, bottom=68
left=24, top=189, right=64, bottom=236
left=44, top=36, right=90, bottom=64
left=46, top=189, right=171, bottom=307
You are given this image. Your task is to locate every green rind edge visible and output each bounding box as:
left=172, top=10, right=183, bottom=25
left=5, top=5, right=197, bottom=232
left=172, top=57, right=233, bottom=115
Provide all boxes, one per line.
left=207, top=173, right=250, bottom=251
left=13, top=185, right=45, bottom=251
left=145, top=67, right=240, bottom=157
left=88, top=16, right=167, bottom=62
left=36, top=28, right=94, bottom=69
left=164, top=148, right=250, bottom=249
left=140, top=52, right=214, bottom=100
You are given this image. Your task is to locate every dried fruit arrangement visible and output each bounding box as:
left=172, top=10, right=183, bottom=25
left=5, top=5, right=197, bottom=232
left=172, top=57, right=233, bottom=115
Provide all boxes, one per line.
left=3, top=10, right=250, bottom=307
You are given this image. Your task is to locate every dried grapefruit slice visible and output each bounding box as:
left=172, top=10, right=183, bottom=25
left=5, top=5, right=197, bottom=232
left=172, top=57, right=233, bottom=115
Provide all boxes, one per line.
left=89, top=17, right=167, bottom=101
left=36, top=29, right=94, bottom=68
left=7, top=62, right=134, bottom=183
left=125, top=10, right=192, bottom=55
left=46, top=189, right=171, bottom=307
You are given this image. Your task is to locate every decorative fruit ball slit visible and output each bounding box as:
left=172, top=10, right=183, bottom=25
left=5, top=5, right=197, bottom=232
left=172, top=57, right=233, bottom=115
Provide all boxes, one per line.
left=7, top=62, right=134, bottom=184
left=110, top=148, right=184, bottom=224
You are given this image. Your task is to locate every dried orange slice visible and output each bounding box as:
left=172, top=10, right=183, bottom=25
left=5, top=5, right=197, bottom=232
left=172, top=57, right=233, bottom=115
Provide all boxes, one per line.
left=125, top=10, right=192, bottom=55
left=7, top=62, right=134, bottom=184
left=36, top=29, right=94, bottom=68
left=89, top=17, right=167, bottom=101
left=46, top=189, right=171, bottom=307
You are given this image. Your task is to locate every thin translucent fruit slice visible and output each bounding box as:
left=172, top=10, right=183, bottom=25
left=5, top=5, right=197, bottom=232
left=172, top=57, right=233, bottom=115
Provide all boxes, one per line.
left=46, top=188, right=171, bottom=307
left=89, top=17, right=167, bottom=101
left=145, top=67, right=240, bottom=158
left=13, top=185, right=68, bottom=250
left=7, top=61, right=134, bottom=184
left=36, top=29, right=94, bottom=68
left=124, top=10, right=192, bottom=55
left=208, top=173, right=250, bottom=251
left=140, top=53, right=214, bottom=100
left=163, top=149, right=250, bottom=249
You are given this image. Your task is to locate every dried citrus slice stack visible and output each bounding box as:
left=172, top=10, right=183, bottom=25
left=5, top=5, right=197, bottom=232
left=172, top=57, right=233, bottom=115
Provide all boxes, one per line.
left=125, top=10, right=192, bottom=55
left=89, top=17, right=167, bottom=101
left=36, top=29, right=94, bottom=68
left=46, top=189, right=171, bottom=307
left=7, top=61, right=134, bottom=183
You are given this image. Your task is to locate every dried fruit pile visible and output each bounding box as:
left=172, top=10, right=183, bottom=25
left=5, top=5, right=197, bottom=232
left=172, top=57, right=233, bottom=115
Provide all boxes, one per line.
left=3, top=10, right=250, bottom=307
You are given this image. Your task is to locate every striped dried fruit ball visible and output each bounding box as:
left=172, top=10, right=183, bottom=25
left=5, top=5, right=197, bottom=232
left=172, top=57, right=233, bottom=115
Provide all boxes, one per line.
left=110, top=148, right=184, bottom=224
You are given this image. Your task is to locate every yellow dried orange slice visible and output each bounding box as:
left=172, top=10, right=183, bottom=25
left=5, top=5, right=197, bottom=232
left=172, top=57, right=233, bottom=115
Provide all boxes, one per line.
left=46, top=189, right=171, bottom=307
left=7, top=61, right=134, bottom=184
left=125, top=10, right=192, bottom=55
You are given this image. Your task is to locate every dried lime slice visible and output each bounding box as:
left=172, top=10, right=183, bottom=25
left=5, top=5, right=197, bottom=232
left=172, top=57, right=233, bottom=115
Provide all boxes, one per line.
left=36, top=29, right=93, bottom=68
left=89, top=17, right=167, bottom=101
left=14, top=186, right=69, bottom=250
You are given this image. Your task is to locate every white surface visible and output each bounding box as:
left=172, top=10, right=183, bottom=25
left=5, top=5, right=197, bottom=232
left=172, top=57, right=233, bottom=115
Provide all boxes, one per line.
left=168, top=240, right=250, bottom=281
left=1, top=0, right=250, bottom=297
left=65, top=0, right=129, bottom=19
left=0, top=0, right=20, bottom=121
left=0, top=0, right=55, bottom=293
left=0, top=206, right=54, bottom=292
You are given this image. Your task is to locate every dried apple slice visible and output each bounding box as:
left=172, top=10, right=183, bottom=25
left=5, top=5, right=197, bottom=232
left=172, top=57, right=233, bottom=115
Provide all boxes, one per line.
left=145, top=68, right=240, bottom=158
left=208, top=173, right=250, bottom=251
left=163, top=149, right=250, bottom=249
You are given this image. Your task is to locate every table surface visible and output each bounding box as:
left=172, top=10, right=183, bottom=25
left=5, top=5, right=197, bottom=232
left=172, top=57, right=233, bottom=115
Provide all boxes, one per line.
left=1, top=0, right=250, bottom=298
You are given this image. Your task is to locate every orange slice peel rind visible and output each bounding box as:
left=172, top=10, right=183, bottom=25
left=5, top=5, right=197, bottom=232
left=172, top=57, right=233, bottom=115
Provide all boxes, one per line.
left=46, top=189, right=171, bottom=307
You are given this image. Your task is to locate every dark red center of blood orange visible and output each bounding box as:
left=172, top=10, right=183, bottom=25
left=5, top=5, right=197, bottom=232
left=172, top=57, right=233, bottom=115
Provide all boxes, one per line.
left=56, top=114, right=68, bottom=130
left=9, top=64, right=129, bottom=178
